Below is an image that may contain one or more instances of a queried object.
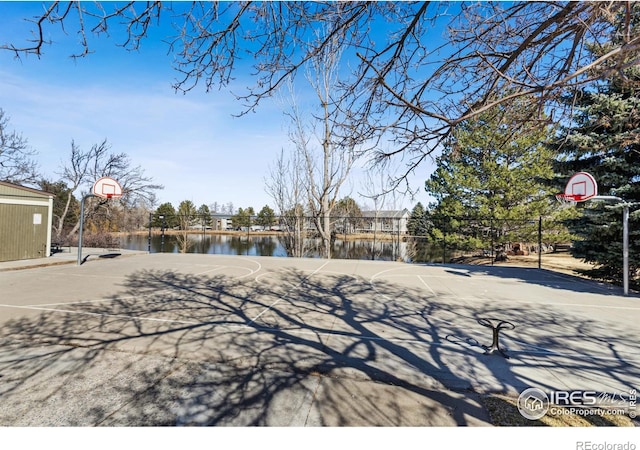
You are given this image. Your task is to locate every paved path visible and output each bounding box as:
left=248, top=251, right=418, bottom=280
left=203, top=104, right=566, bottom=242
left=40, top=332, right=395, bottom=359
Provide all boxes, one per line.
left=0, top=252, right=638, bottom=426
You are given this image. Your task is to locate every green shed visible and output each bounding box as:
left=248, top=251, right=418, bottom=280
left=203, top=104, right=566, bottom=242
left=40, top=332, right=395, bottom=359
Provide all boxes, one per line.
left=0, top=181, right=54, bottom=262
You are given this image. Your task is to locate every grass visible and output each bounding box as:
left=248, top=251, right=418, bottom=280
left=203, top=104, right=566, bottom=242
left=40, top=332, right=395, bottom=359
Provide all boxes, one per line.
left=482, top=393, right=636, bottom=427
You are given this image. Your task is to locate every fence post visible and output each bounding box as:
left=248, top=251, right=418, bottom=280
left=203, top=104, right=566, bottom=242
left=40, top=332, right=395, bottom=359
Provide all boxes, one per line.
left=442, top=219, right=446, bottom=264
left=148, top=213, right=152, bottom=253
left=490, top=218, right=494, bottom=266
left=538, top=216, right=542, bottom=269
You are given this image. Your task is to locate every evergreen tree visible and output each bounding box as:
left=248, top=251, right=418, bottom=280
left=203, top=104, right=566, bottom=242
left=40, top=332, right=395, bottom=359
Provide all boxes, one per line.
left=256, top=205, right=276, bottom=229
left=333, top=197, right=362, bottom=219
left=232, top=207, right=254, bottom=229
left=197, top=204, right=212, bottom=228
left=333, top=197, right=363, bottom=234
left=153, top=202, right=177, bottom=228
left=554, top=14, right=640, bottom=284
left=176, top=200, right=197, bottom=230
left=425, top=97, right=558, bottom=252
left=426, top=98, right=556, bottom=220
left=407, top=202, right=428, bottom=236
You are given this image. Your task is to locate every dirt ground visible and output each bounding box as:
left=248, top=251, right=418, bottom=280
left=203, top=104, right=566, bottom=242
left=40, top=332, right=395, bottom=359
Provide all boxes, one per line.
left=452, top=252, right=595, bottom=277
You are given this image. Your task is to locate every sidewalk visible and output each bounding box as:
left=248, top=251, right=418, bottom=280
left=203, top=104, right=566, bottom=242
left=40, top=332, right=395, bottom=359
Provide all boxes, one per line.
left=0, top=247, right=147, bottom=271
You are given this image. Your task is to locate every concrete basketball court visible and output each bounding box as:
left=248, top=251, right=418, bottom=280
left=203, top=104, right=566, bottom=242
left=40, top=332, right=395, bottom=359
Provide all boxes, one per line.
left=0, top=252, right=638, bottom=426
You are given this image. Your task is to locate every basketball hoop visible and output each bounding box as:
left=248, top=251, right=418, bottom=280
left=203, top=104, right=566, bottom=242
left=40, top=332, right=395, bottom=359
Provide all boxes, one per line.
left=555, top=171, right=630, bottom=296
left=93, top=177, right=123, bottom=199
left=556, top=194, right=579, bottom=208
left=555, top=193, right=580, bottom=207
left=556, top=172, right=597, bottom=208
left=78, top=177, right=123, bottom=265
left=564, top=172, right=597, bottom=201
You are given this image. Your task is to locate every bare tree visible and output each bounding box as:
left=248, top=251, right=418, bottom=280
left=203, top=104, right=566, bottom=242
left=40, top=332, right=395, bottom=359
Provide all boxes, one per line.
left=0, top=108, right=39, bottom=185
left=282, top=30, right=359, bottom=259
left=3, top=2, right=639, bottom=189
left=359, top=169, right=392, bottom=260
left=57, top=139, right=162, bottom=241
left=265, top=149, right=308, bottom=258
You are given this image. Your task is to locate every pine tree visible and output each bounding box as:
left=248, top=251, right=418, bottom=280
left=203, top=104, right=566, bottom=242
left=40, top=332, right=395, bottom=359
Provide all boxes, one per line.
left=153, top=202, right=177, bottom=228
left=407, top=202, right=428, bottom=236
left=554, top=55, right=640, bottom=284
left=425, top=97, right=558, bottom=252
left=177, top=200, right=197, bottom=230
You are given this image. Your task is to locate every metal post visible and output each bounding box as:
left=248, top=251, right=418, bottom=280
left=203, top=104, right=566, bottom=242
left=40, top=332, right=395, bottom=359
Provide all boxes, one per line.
left=623, top=205, right=629, bottom=296
left=77, top=193, right=95, bottom=265
left=160, top=216, right=165, bottom=252
left=592, top=196, right=630, bottom=296
left=148, top=213, right=152, bottom=253
left=372, top=218, right=377, bottom=261
left=442, top=220, right=446, bottom=264
left=538, top=216, right=542, bottom=270
left=490, top=218, right=494, bottom=266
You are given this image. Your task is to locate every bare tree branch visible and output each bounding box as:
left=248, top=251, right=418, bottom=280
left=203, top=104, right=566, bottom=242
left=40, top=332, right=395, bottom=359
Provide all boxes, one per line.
left=56, top=139, right=162, bottom=239
left=0, top=109, right=39, bottom=185
left=3, top=1, right=639, bottom=189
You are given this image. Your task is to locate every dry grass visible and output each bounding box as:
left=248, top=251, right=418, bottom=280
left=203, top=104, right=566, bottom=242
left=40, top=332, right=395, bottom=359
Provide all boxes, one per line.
left=450, top=252, right=600, bottom=281
left=482, top=394, right=636, bottom=427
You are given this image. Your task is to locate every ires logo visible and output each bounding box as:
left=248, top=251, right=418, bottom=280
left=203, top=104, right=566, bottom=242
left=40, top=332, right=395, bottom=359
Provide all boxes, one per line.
left=518, top=388, right=549, bottom=420
left=517, top=388, right=635, bottom=420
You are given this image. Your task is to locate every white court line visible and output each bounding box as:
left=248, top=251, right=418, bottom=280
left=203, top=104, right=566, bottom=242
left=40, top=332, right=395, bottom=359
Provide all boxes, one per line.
left=47, top=272, right=127, bottom=280
left=369, top=266, right=469, bottom=300
left=542, top=302, right=640, bottom=310
left=248, top=260, right=330, bottom=325
left=18, top=257, right=263, bottom=314
left=417, top=275, right=437, bottom=297
left=179, top=258, right=262, bottom=279
left=193, top=265, right=256, bottom=277
left=508, top=348, right=640, bottom=363
left=234, top=258, right=262, bottom=279
left=193, top=265, right=224, bottom=275
left=0, top=303, right=200, bottom=325
left=431, top=295, right=640, bottom=311
left=33, top=295, right=143, bottom=307
left=369, top=266, right=410, bottom=282
left=29, top=290, right=181, bottom=307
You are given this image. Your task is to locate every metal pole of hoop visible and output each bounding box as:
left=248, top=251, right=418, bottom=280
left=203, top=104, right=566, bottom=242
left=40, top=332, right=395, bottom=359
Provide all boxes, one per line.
left=77, top=193, right=99, bottom=265
left=79, top=177, right=122, bottom=265
left=594, top=196, right=630, bottom=296
left=557, top=193, right=630, bottom=296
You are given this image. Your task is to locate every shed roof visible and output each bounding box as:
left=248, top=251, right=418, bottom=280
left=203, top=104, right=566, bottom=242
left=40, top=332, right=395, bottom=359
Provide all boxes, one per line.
left=0, top=180, right=54, bottom=199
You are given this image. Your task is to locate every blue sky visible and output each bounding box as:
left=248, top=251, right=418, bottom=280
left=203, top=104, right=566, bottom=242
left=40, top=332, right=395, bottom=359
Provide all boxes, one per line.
left=0, top=2, right=432, bottom=212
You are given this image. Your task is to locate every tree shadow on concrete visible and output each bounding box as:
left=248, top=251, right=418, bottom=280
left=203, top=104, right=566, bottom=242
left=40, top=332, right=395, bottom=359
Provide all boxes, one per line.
left=0, top=265, right=637, bottom=426
left=443, top=264, right=635, bottom=296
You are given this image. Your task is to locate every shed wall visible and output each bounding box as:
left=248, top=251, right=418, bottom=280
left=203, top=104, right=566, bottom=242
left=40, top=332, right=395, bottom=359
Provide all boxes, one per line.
left=0, top=203, right=50, bottom=261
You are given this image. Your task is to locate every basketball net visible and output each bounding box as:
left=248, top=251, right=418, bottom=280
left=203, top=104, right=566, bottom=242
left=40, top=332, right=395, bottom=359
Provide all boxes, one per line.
left=555, top=193, right=581, bottom=207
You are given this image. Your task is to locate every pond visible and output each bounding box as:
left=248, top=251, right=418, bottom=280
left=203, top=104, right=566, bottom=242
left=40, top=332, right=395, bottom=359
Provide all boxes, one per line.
left=117, top=233, right=446, bottom=263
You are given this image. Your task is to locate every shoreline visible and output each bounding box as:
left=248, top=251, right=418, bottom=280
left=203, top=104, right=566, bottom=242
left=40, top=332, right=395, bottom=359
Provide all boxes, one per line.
left=113, top=229, right=401, bottom=241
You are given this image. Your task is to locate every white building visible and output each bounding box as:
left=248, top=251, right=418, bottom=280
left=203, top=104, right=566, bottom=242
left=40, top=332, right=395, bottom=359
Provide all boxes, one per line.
left=359, top=209, right=410, bottom=234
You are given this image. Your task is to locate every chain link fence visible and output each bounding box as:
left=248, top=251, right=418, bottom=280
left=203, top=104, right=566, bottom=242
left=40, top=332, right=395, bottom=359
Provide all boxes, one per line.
left=144, top=213, right=579, bottom=269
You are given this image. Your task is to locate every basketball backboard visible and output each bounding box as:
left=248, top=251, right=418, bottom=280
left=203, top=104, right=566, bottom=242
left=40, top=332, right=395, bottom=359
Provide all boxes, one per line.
left=562, top=171, right=598, bottom=202
left=93, top=176, right=123, bottom=199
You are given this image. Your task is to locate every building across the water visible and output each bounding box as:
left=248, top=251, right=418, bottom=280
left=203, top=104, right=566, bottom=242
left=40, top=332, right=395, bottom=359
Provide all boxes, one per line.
left=358, top=209, right=410, bottom=234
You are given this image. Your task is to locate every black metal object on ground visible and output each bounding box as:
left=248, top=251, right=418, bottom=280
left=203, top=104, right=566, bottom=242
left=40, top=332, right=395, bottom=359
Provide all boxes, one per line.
left=478, top=318, right=515, bottom=359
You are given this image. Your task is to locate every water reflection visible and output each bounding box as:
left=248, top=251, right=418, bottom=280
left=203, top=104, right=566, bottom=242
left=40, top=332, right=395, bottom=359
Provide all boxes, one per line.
left=119, top=233, right=422, bottom=262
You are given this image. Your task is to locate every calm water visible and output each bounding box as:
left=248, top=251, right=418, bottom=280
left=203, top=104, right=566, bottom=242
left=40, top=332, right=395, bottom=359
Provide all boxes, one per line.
left=119, top=233, right=424, bottom=262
